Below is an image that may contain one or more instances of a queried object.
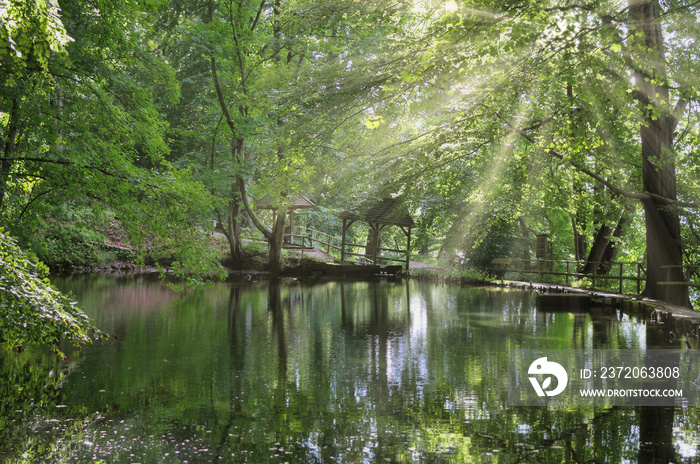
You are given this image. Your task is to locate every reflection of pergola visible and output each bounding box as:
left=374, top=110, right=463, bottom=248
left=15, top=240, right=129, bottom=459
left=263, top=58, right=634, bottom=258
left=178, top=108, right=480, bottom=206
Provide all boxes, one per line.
left=339, top=198, right=414, bottom=270
left=255, top=195, right=315, bottom=243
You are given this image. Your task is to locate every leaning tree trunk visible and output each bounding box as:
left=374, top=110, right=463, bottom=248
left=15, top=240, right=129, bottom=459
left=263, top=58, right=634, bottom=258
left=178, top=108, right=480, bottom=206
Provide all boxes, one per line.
left=572, top=214, right=586, bottom=268
left=598, top=208, right=633, bottom=275
left=628, top=0, right=687, bottom=306
left=582, top=223, right=613, bottom=275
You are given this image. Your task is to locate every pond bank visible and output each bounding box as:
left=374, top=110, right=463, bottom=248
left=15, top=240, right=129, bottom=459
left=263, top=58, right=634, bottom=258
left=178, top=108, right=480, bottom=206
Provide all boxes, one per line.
left=60, top=246, right=700, bottom=347
left=495, top=279, right=700, bottom=347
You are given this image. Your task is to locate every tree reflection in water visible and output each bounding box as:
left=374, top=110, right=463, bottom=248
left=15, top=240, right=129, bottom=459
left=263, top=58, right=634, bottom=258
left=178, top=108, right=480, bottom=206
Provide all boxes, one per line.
left=0, top=275, right=697, bottom=462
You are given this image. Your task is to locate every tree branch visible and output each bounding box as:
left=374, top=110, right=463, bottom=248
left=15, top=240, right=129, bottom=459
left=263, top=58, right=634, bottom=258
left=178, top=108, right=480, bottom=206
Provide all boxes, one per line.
left=236, top=175, right=272, bottom=241
left=250, top=0, right=266, bottom=31
left=0, top=157, right=130, bottom=180
left=482, top=105, right=681, bottom=205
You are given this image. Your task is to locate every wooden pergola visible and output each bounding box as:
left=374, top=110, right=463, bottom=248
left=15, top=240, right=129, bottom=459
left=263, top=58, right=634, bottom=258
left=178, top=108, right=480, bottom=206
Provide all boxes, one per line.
left=255, top=195, right=315, bottom=243
left=339, top=198, right=414, bottom=270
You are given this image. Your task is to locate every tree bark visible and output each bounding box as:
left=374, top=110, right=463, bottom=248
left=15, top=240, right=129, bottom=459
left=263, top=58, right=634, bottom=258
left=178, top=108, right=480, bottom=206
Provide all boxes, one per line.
left=268, top=209, right=287, bottom=273
left=628, top=0, right=687, bottom=306
left=598, top=209, right=632, bottom=275
left=582, top=223, right=613, bottom=275
left=224, top=199, right=243, bottom=262
left=365, top=224, right=382, bottom=263
left=518, top=216, right=534, bottom=263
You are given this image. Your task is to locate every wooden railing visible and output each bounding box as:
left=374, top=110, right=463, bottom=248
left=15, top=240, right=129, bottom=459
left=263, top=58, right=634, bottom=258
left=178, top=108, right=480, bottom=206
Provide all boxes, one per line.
left=243, top=227, right=409, bottom=268
left=490, top=259, right=647, bottom=294
left=492, top=259, right=700, bottom=296
left=285, top=228, right=343, bottom=255
left=241, top=228, right=343, bottom=256
left=659, top=265, right=700, bottom=301
left=341, top=242, right=410, bottom=268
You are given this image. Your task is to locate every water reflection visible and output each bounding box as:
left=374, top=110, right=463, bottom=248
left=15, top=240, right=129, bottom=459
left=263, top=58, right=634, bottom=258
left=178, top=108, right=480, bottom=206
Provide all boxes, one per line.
left=0, top=276, right=698, bottom=462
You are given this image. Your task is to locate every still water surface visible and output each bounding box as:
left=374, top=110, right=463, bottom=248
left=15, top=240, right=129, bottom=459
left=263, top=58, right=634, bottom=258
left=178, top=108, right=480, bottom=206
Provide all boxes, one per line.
left=1, top=274, right=699, bottom=463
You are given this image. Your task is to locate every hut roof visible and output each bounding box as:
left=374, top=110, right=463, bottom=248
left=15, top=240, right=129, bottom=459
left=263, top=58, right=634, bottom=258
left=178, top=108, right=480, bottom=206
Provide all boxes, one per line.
left=339, top=198, right=414, bottom=227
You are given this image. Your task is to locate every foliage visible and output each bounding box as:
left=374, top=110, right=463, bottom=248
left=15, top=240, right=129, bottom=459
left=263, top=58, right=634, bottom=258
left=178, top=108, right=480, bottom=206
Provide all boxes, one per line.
left=30, top=222, right=103, bottom=270
left=0, top=229, right=104, bottom=355
left=0, top=0, right=225, bottom=284
left=335, top=0, right=700, bottom=302
left=2, top=0, right=700, bottom=301
left=0, top=0, right=71, bottom=82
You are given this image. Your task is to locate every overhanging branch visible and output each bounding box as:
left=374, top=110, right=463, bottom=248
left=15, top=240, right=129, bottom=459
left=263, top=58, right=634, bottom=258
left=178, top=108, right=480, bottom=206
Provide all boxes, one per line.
left=0, top=157, right=130, bottom=180
left=482, top=106, right=684, bottom=206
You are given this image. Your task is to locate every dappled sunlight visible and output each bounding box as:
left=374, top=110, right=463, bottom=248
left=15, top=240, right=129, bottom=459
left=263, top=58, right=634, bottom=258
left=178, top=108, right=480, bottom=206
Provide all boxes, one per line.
left=2, top=277, right=676, bottom=462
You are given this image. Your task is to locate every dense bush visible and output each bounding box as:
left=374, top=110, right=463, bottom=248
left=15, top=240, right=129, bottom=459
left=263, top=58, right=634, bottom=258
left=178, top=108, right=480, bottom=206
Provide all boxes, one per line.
left=29, top=222, right=134, bottom=271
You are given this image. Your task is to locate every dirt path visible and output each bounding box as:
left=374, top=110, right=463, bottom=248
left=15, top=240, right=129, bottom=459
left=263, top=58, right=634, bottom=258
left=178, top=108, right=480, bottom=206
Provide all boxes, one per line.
left=296, top=247, right=442, bottom=271
left=409, top=261, right=441, bottom=270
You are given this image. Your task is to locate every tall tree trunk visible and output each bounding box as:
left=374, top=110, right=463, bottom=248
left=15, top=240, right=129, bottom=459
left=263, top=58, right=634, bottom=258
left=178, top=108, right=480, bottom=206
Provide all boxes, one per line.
left=225, top=198, right=243, bottom=261
left=268, top=209, right=287, bottom=273
left=221, top=137, right=247, bottom=263
left=518, top=216, right=534, bottom=263
left=582, top=223, right=613, bottom=275
left=365, top=224, right=382, bottom=263
left=628, top=0, right=687, bottom=306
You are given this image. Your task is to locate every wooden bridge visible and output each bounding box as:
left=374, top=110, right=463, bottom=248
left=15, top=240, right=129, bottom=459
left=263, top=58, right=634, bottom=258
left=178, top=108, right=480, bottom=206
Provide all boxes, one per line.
left=244, top=197, right=414, bottom=271
left=242, top=225, right=411, bottom=272
left=487, top=258, right=700, bottom=300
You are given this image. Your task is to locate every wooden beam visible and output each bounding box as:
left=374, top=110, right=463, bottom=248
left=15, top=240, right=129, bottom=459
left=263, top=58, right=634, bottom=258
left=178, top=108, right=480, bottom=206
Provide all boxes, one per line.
left=289, top=209, right=295, bottom=242
left=406, top=226, right=411, bottom=271
left=341, top=218, right=347, bottom=262
left=341, top=219, right=354, bottom=262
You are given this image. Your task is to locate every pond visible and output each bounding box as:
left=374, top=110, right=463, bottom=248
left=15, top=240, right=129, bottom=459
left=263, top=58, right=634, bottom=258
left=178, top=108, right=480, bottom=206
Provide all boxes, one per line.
left=1, top=275, right=698, bottom=463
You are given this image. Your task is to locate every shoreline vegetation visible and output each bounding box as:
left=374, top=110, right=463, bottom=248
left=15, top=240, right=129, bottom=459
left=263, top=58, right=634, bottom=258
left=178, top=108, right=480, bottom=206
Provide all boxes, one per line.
left=53, top=244, right=700, bottom=356
left=3, top=0, right=700, bottom=361
left=45, top=228, right=700, bottom=331
left=7, top=222, right=696, bottom=358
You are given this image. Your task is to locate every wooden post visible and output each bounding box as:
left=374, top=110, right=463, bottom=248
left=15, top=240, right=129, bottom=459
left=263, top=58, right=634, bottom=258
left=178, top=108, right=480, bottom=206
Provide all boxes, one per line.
left=637, top=263, right=642, bottom=294
left=406, top=226, right=411, bottom=271
left=289, top=209, right=295, bottom=244
left=619, top=262, right=624, bottom=294
left=593, top=263, right=597, bottom=289
left=341, top=219, right=347, bottom=262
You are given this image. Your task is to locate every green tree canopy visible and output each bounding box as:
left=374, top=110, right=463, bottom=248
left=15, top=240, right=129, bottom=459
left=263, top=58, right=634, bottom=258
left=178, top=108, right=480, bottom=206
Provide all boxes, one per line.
left=0, top=228, right=103, bottom=356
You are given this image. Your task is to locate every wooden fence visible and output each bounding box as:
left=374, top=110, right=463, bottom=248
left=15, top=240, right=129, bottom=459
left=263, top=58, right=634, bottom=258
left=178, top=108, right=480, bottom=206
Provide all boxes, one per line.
left=340, top=242, right=410, bottom=268
left=241, top=227, right=409, bottom=267
left=491, top=259, right=700, bottom=297
left=490, top=259, right=645, bottom=294
left=285, top=228, right=343, bottom=256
